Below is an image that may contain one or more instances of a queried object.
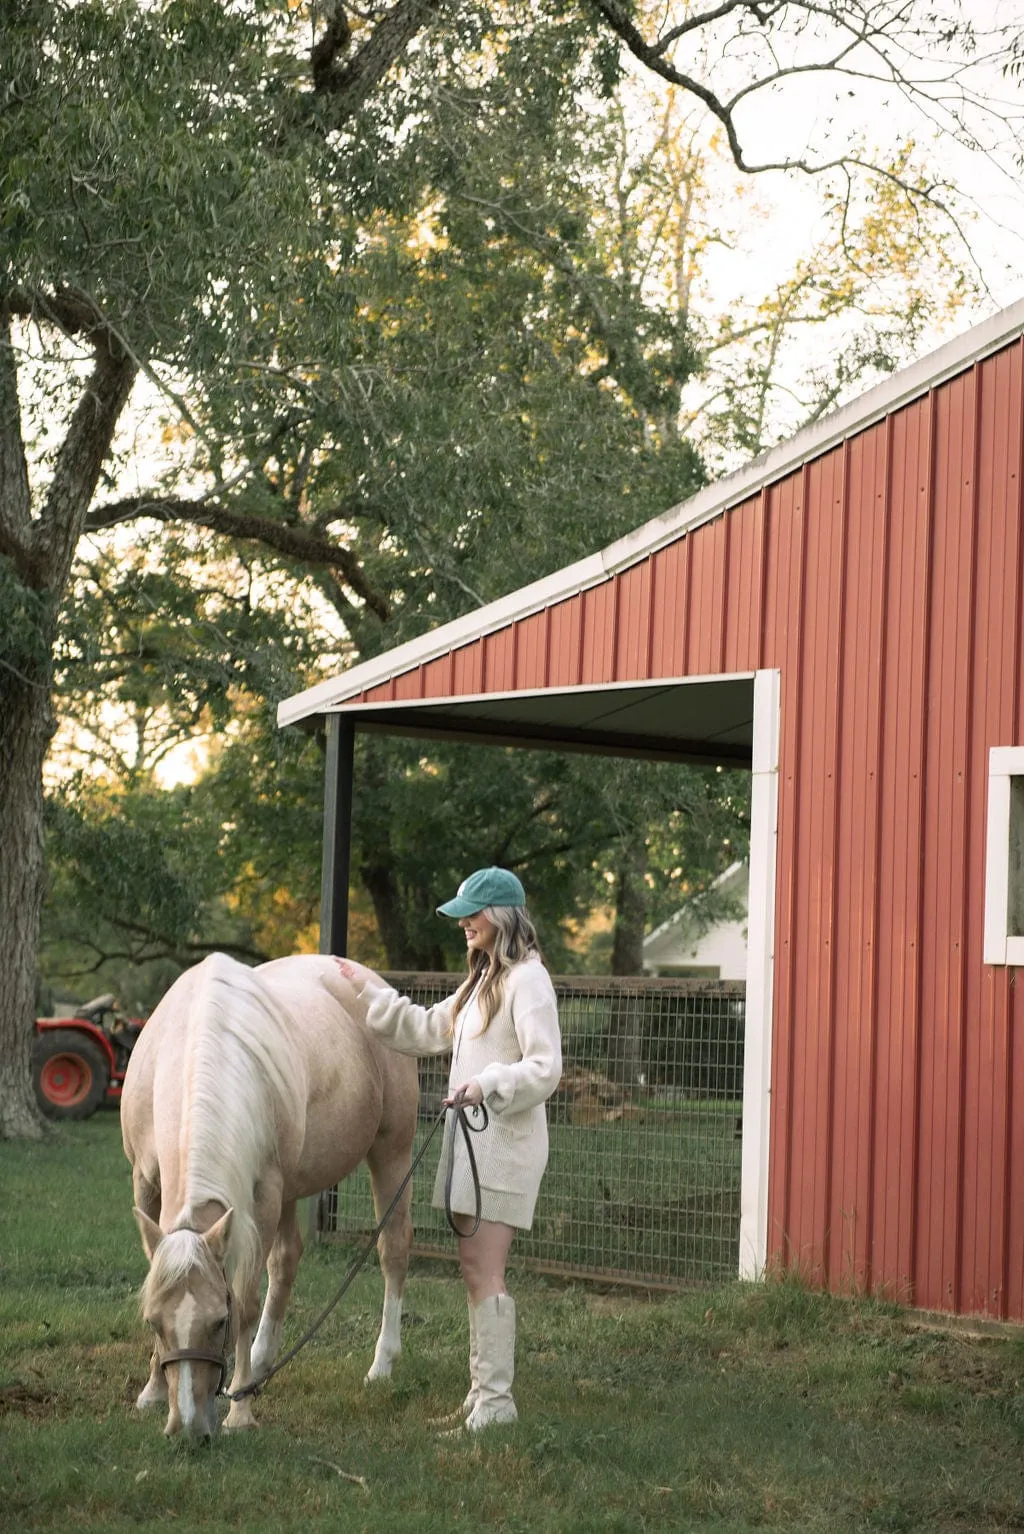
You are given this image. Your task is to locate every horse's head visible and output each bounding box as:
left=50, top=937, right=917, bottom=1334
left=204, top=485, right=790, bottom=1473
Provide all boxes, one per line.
left=135, top=1207, right=235, bottom=1440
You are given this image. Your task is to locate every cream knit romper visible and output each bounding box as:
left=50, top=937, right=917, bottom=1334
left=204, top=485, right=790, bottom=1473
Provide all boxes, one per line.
left=362, top=955, right=562, bottom=1229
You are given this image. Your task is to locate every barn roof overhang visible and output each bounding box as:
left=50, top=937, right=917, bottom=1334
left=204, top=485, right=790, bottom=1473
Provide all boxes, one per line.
left=278, top=297, right=1024, bottom=739
left=301, top=673, right=757, bottom=767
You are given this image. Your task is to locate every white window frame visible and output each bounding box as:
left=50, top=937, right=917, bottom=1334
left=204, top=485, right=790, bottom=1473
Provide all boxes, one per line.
left=984, top=746, right=1024, bottom=966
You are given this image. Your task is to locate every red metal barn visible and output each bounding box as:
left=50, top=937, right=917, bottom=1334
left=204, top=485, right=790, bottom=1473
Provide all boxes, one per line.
left=280, top=302, right=1024, bottom=1322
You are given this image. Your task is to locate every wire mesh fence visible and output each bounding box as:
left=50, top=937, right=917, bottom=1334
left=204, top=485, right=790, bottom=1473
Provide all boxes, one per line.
left=318, top=973, right=745, bottom=1289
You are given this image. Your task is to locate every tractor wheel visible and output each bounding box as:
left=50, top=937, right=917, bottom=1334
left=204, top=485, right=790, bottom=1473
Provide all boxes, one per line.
left=32, top=1032, right=109, bottom=1121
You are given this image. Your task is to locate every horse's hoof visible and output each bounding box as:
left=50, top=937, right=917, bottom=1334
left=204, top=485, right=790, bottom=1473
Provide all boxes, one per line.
left=135, top=1385, right=167, bottom=1411
left=223, top=1413, right=259, bottom=1432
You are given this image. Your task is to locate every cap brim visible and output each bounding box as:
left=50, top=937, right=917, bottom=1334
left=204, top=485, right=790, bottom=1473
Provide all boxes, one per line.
left=436, top=896, right=481, bottom=918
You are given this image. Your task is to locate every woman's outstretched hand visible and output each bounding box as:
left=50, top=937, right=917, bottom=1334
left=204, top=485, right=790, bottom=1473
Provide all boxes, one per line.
left=330, top=956, right=383, bottom=1016
left=332, top=956, right=383, bottom=991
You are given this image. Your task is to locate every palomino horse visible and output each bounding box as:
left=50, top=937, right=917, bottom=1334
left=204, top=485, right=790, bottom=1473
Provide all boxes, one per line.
left=121, top=952, right=418, bottom=1437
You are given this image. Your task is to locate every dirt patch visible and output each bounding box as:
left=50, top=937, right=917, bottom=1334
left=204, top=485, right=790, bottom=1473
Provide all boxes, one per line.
left=903, top=1341, right=1023, bottom=1397
left=584, top=1288, right=673, bottom=1313
left=0, top=1381, right=62, bottom=1421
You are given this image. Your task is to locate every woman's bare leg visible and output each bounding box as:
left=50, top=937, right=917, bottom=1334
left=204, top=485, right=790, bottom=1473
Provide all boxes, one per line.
left=453, top=1216, right=516, bottom=1304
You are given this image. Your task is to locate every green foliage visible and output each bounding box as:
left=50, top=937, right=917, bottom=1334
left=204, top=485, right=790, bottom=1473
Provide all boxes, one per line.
left=57, top=531, right=333, bottom=766
left=3, top=0, right=318, bottom=347
left=188, top=720, right=750, bottom=974
left=45, top=791, right=205, bottom=945
left=155, top=23, right=707, bottom=657
left=13, top=0, right=962, bottom=1000
left=350, top=737, right=597, bottom=970
left=18, top=0, right=721, bottom=989
left=39, top=688, right=749, bottom=988
left=40, top=784, right=258, bottom=1007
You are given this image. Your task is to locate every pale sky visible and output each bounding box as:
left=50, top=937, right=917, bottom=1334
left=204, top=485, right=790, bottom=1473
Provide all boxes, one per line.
left=697, top=3, right=1024, bottom=315
left=626, top=6, right=1024, bottom=467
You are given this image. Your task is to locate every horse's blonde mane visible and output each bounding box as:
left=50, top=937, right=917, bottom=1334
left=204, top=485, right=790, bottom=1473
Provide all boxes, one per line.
left=140, top=1228, right=220, bottom=1313
left=175, top=954, right=305, bottom=1302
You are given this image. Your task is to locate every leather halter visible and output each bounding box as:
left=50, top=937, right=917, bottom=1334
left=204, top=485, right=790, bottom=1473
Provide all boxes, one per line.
left=159, top=1288, right=234, bottom=1397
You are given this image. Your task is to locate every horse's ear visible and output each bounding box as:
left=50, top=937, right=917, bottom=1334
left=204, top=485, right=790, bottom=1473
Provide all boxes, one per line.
left=203, top=1207, right=234, bottom=1263
left=134, top=1208, right=164, bottom=1261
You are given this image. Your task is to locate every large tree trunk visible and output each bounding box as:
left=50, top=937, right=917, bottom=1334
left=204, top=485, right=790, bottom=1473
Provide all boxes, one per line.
left=361, top=859, right=419, bottom=968
left=610, top=834, right=648, bottom=976
left=0, top=670, right=53, bottom=1138
left=355, top=738, right=448, bottom=971
left=360, top=858, right=446, bottom=971
left=0, top=310, right=136, bottom=1138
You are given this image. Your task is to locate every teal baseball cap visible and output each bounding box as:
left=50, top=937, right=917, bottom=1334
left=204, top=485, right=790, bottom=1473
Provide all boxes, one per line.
left=437, top=867, right=526, bottom=918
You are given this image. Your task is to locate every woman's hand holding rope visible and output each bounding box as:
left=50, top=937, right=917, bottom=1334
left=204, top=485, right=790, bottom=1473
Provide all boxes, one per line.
left=444, top=1079, right=483, bottom=1108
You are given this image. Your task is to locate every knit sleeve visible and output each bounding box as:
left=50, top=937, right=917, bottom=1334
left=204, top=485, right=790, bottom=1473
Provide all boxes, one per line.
left=474, top=961, right=562, bottom=1116
left=361, top=982, right=457, bottom=1058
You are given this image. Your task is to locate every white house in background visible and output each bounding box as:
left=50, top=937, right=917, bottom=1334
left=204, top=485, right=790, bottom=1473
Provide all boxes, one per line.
left=641, top=860, right=749, bottom=979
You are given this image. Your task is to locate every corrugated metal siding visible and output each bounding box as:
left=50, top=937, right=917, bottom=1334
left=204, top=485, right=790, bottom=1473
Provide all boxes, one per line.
left=549, top=597, right=583, bottom=688
left=346, top=337, right=1024, bottom=1320
left=964, top=345, right=1024, bottom=1317
left=764, top=351, right=1024, bottom=1319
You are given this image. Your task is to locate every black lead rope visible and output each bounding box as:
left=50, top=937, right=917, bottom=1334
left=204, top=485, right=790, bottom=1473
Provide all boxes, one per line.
left=227, top=1099, right=488, bottom=1403
left=442, top=1098, right=489, bottom=1238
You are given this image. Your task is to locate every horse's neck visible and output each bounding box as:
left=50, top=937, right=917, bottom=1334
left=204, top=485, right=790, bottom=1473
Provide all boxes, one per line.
left=179, top=1025, right=275, bottom=1225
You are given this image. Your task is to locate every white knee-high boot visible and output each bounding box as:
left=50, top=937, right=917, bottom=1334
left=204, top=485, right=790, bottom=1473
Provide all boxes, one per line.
left=464, top=1293, right=517, bottom=1431
left=461, top=1297, right=481, bottom=1416
left=430, top=1298, right=480, bottom=1427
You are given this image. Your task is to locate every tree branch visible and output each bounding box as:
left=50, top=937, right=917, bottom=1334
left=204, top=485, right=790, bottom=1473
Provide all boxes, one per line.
left=313, top=0, right=443, bottom=120
left=84, top=493, right=392, bottom=621
left=4, top=285, right=104, bottom=338
left=586, top=0, right=753, bottom=168
left=648, top=0, right=784, bottom=57
left=311, top=0, right=354, bottom=89
left=586, top=0, right=1015, bottom=191
left=50, top=929, right=269, bottom=975
left=29, top=336, right=137, bottom=595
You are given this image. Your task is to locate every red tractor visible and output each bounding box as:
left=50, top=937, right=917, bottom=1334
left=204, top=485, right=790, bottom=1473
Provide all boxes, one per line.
left=32, top=995, right=146, bottom=1121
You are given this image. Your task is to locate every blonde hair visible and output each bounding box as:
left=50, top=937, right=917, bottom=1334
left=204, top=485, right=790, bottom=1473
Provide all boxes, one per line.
left=451, top=905, right=541, bottom=1033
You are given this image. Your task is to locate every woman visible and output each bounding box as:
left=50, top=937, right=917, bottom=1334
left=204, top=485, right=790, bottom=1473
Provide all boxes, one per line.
left=336, top=866, right=562, bottom=1432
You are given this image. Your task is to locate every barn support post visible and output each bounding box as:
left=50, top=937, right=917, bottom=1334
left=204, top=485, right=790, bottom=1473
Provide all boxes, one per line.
left=313, top=713, right=355, bottom=1242
left=738, top=668, right=780, bottom=1282
left=319, top=714, right=355, bottom=958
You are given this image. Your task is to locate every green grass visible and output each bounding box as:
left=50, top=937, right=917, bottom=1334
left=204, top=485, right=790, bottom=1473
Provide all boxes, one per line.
left=4, top=1114, right=1024, bottom=1532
